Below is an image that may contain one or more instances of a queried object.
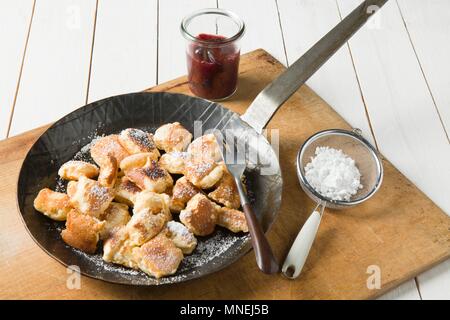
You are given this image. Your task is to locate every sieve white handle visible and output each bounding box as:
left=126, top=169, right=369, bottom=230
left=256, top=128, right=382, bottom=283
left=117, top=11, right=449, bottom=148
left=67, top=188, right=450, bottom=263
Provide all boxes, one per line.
left=282, top=207, right=323, bottom=279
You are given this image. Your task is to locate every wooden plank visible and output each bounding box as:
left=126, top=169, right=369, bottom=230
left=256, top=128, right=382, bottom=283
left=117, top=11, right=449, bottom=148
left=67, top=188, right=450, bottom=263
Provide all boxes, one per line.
left=219, top=0, right=287, bottom=66
left=397, top=0, right=450, bottom=137
left=0, top=0, right=34, bottom=139
left=417, top=259, right=450, bottom=300
left=87, top=0, right=158, bottom=103
left=377, top=279, right=421, bottom=300
left=337, top=0, right=450, bottom=215
left=276, top=0, right=376, bottom=145
left=158, top=0, right=216, bottom=84
left=396, top=0, right=450, bottom=301
left=8, top=0, right=96, bottom=137
left=0, top=49, right=449, bottom=299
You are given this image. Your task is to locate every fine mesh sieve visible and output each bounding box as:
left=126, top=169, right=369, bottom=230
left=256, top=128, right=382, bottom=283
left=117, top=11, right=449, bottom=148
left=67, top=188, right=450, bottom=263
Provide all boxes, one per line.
left=297, top=128, right=383, bottom=209
left=282, top=128, right=383, bottom=279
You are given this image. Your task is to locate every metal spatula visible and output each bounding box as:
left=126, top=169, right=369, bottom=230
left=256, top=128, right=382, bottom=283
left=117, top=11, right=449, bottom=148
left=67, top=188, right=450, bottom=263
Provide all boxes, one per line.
left=217, top=134, right=279, bottom=274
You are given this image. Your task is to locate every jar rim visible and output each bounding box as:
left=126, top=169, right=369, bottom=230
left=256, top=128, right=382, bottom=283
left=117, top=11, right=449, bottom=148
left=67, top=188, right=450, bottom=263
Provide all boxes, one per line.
left=180, top=8, right=245, bottom=45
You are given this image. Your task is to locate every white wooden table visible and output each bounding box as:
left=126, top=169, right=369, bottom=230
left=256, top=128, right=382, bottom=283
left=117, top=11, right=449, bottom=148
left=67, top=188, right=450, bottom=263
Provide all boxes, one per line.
left=1, top=0, right=449, bottom=300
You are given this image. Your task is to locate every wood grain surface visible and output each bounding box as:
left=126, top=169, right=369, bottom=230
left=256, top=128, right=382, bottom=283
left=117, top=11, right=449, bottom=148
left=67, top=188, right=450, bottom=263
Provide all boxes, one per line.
left=0, top=49, right=448, bottom=300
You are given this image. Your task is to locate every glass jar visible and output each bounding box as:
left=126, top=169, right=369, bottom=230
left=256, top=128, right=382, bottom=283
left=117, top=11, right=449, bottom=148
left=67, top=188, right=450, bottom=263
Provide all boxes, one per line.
left=181, top=9, right=245, bottom=100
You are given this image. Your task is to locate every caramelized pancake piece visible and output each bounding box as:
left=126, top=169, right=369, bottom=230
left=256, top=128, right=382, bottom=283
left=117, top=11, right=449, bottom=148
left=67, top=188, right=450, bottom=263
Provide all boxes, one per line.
left=170, top=177, right=200, bottom=212
left=102, top=227, right=139, bottom=269
left=135, top=233, right=183, bottom=278
left=134, top=190, right=171, bottom=221
left=68, top=176, right=114, bottom=218
left=98, top=154, right=118, bottom=188
left=187, top=133, right=222, bottom=162
left=217, top=207, right=248, bottom=233
left=119, top=152, right=158, bottom=173
left=34, top=188, right=72, bottom=221
left=61, top=209, right=105, bottom=253
left=159, top=151, right=189, bottom=174
left=208, top=165, right=241, bottom=209
left=90, top=134, right=129, bottom=167
left=118, top=128, right=160, bottom=157
left=164, top=221, right=197, bottom=254
left=126, top=208, right=167, bottom=246
left=179, top=194, right=219, bottom=236
left=103, top=227, right=127, bottom=262
left=184, top=157, right=224, bottom=189
left=58, top=160, right=99, bottom=180
left=126, top=159, right=173, bottom=193
left=129, top=190, right=172, bottom=246
left=114, top=176, right=141, bottom=206
left=100, top=202, right=131, bottom=240
left=154, top=122, right=192, bottom=152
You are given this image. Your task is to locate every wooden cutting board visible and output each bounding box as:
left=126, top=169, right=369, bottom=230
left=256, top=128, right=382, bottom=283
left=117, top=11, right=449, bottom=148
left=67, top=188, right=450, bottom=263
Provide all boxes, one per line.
left=0, top=49, right=449, bottom=300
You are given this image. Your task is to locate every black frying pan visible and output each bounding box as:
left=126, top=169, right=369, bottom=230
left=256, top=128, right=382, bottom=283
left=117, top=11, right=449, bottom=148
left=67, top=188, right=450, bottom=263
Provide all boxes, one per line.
left=16, top=0, right=386, bottom=285
left=17, top=92, right=282, bottom=285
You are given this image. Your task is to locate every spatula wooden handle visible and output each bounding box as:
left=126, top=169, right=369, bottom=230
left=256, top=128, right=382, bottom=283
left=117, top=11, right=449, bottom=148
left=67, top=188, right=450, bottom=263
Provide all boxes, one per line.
left=242, top=203, right=279, bottom=274
left=235, top=177, right=279, bottom=274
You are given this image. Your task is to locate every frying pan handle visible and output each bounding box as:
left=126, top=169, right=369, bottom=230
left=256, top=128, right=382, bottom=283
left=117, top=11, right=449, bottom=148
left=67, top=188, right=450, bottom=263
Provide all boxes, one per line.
left=240, top=0, right=388, bottom=133
left=236, top=177, right=279, bottom=274
left=281, top=204, right=324, bottom=279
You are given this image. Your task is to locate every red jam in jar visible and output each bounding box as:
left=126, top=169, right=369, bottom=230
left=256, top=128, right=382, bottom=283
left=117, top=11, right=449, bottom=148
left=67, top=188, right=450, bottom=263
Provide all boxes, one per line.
left=181, top=9, right=245, bottom=100
left=186, top=34, right=240, bottom=100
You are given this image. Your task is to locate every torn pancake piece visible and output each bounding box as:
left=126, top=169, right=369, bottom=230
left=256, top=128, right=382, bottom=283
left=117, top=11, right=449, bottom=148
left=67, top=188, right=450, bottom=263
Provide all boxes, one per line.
left=90, top=134, right=129, bottom=167
left=102, top=227, right=140, bottom=269
left=154, top=122, right=192, bottom=153
left=58, top=160, right=99, bottom=181
left=119, top=152, right=158, bottom=174
left=98, top=154, right=118, bottom=188
left=126, top=208, right=167, bottom=246
left=208, top=164, right=241, bottom=209
left=135, top=233, right=184, bottom=279
left=34, top=188, right=72, bottom=221
left=118, top=128, right=160, bottom=157
left=187, top=133, right=222, bottom=162
left=113, top=176, right=141, bottom=206
left=217, top=207, right=248, bottom=233
left=68, top=176, right=114, bottom=218
left=99, top=202, right=131, bottom=240
left=159, top=151, right=189, bottom=174
left=133, top=190, right=171, bottom=221
left=184, top=157, right=224, bottom=189
left=61, top=209, right=105, bottom=254
left=179, top=194, right=219, bottom=236
left=126, top=159, right=173, bottom=193
left=169, top=176, right=200, bottom=212
left=164, top=221, right=197, bottom=254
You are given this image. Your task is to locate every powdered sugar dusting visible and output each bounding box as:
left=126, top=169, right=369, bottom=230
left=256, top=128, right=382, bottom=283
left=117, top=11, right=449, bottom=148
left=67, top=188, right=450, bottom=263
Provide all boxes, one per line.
left=179, top=231, right=242, bottom=270
left=170, top=151, right=189, bottom=159
left=73, top=136, right=103, bottom=162
left=66, top=229, right=247, bottom=285
left=89, top=183, right=112, bottom=210
left=167, top=220, right=192, bottom=238
left=186, top=158, right=214, bottom=178
left=55, top=178, right=66, bottom=193
left=125, top=128, right=156, bottom=150
left=305, top=146, right=363, bottom=201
